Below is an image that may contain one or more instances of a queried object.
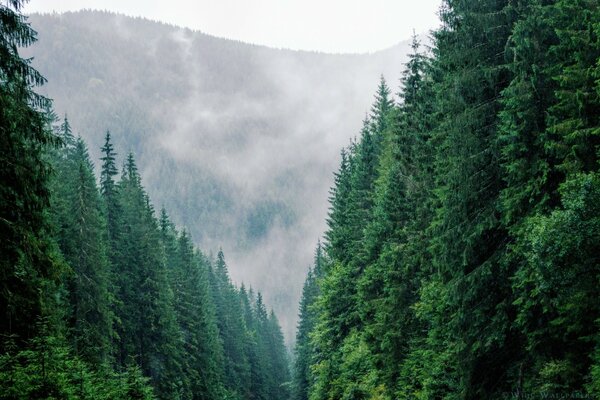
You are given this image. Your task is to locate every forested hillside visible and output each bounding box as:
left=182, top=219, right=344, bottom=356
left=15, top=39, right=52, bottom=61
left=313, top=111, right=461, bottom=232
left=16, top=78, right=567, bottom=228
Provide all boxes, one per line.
left=4, top=0, right=600, bottom=399
left=0, top=2, right=289, bottom=398
left=23, top=11, right=414, bottom=340
left=293, top=0, right=600, bottom=399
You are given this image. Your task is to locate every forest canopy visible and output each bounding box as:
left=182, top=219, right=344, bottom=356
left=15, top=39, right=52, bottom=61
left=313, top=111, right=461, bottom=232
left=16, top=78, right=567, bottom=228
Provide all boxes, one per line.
left=0, top=2, right=289, bottom=399
left=2, top=0, right=600, bottom=399
left=292, top=0, right=600, bottom=399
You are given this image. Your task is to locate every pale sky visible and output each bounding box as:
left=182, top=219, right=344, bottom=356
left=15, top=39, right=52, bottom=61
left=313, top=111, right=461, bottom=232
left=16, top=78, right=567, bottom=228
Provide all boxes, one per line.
left=23, top=0, right=442, bottom=53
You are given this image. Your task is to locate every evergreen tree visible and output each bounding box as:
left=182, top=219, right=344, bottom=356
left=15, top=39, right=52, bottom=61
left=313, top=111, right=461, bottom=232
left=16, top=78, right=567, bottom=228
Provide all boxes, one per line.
left=240, top=285, right=267, bottom=400
left=265, top=310, right=291, bottom=400
left=163, top=219, right=225, bottom=399
left=209, top=250, right=251, bottom=398
left=113, top=153, right=184, bottom=398
left=49, top=132, right=113, bottom=366
left=416, top=0, right=519, bottom=397
left=356, top=35, right=435, bottom=398
left=293, top=244, right=324, bottom=400
left=100, top=131, right=120, bottom=255
left=504, top=0, right=600, bottom=394
left=0, top=0, right=61, bottom=349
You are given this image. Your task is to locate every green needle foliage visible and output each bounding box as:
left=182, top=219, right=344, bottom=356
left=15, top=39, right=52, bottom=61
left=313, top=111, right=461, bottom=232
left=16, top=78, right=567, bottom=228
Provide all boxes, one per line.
left=1, top=3, right=291, bottom=398
left=294, top=1, right=600, bottom=399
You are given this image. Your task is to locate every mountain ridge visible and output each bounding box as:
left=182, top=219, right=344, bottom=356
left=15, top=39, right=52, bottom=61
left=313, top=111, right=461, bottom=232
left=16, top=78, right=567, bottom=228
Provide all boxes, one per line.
left=28, top=9, right=418, bottom=56
left=24, top=10, right=412, bottom=342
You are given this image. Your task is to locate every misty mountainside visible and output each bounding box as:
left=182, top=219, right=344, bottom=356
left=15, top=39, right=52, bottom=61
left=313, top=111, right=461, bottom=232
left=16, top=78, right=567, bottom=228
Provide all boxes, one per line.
left=25, top=10, right=413, bottom=340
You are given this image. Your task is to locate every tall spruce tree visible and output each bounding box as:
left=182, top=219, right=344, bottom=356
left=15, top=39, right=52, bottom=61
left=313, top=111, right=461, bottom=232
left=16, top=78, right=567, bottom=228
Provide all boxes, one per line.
left=100, top=131, right=120, bottom=257
left=0, top=0, right=61, bottom=348
left=161, top=217, right=225, bottom=399
left=293, top=243, right=324, bottom=400
left=209, top=250, right=251, bottom=398
left=49, top=131, right=113, bottom=366
left=113, top=153, right=184, bottom=397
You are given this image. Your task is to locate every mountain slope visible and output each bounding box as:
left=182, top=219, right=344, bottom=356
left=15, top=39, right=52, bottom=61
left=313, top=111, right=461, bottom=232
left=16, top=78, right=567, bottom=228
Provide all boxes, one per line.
left=25, top=10, right=412, bottom=340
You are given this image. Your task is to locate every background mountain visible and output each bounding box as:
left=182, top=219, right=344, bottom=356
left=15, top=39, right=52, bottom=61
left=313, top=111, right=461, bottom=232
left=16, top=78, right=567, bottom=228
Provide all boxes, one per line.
left=25, top=10, right=413, bottom=341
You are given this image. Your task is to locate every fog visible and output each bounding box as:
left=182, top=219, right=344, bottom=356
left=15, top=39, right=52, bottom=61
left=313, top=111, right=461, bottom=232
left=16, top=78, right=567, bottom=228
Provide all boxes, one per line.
left=26, top=11, right=421, bottom=343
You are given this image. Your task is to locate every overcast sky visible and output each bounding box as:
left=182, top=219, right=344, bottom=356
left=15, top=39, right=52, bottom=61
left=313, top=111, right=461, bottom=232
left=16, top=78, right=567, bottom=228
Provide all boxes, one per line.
left=24, top=0, right=442, bottom=53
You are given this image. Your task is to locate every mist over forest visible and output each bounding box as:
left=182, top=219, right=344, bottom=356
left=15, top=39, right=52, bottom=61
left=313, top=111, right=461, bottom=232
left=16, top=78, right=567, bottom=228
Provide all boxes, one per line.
left=3, top=1, right=599, bottom=399
left=24, top=10, right=414, bottom=341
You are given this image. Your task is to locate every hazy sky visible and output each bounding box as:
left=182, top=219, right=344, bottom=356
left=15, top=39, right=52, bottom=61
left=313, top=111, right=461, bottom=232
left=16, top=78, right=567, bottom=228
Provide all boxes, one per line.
left=24, top=0, right=442, bottom=53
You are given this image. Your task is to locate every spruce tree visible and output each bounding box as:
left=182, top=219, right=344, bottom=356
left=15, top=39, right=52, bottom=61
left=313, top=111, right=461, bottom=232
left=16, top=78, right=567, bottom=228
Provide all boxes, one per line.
left=209, top=250, right=251, bottom=398
left=293, top=243, right=324, bottom=400
left=0, top=0, right=61, bottom=348
left=113, top=153, right=184, bottom=397
left=49, top=133, right=113, bottom=366
left=164, top=221, right=225, bottom=399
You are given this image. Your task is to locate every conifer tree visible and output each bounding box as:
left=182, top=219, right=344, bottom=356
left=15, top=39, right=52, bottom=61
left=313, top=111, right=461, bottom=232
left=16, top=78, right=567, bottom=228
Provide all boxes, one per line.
left=293, top=244, right=324, bottom=400
left=49, top=132, right=113, bottom=366
left=209, top=250, right=251, bottom=398
left=113, top=153, right=184, bottom=397
left=163, top=220, right=225, bottom=399
left=100, top=131, right=120, bottom=253
left=0, top=0, right=61, bottom=348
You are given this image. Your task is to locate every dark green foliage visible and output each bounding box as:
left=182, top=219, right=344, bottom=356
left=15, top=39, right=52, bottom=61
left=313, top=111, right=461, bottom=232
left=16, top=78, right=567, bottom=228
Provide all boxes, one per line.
left=49, top=126, right=113, bottom=366
left=2, top=3, right=292, bottom=399
left=209, top=250, right=251, bottom=397
left=512, top=172, right=600, bottom=394
left=160, top=214, right=225, bottom=399
left=293, top=244, right=324, bottom=400
left=0, top=0, right=61, bottom=348
left=297, top=1, right=600, bottom=399
left=0, top=332, right=154, bottom=400
left=110, top=153, right=186, bottom=397
left=100, top=131, right=121, bottom=260
left=265, top=310, right=291, bottom=399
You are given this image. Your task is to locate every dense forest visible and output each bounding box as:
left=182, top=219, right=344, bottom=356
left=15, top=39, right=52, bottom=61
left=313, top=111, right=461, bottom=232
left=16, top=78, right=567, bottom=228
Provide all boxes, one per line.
left=22, top=11, right=414, bottom=339
left=293, top=0, right=600, bottom=399
left=3, top=0, right=600, bottom=399
left=0, top=1, right=289, bottom=399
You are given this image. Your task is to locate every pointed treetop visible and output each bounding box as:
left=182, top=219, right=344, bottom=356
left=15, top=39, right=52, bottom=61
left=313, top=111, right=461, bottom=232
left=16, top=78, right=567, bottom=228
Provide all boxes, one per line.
left=101, top=131, right=116, bottom=161
left=59, top=115, right=75, bottom=148
left=313, top=241, right=325, bottom=276
left=370, top=75, right=394, bottom=125
left=215, top=248, right=230, bottom=280
left=123, top=152, right=141, bottom=185
left=410, top=30, right=420, bottom=53
left=159, top=207, right=171, bottom=232
left=180, top=228, right=188, bottom=240
left=100, top=131, right=118, bottom=196
left=255, top=292, right=267, bottom=321
left=126, top=152, right=137, bottom=176
left=74, top=135, right=89, bottom=157
left=399, top=30, right=430, bottom=112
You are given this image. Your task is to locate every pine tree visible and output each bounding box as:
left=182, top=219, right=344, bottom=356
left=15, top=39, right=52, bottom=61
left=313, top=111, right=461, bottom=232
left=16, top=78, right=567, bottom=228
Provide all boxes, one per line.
left=324, top=148, right=354, bottom=264
left=49, top=133, right=113, bottom=366
left=209, top=250, right=251, bottom=398
left=415, top=0, right=519, bottom=395
left=0, top=0, right=62, bottom=348
left=163, top=220, right=225, bottom=399
left=100, top=131, right=121, bottom=262
left=293, top=243, right=324, bottom=400
left=356, top=35, right=435, bottom=398
left=505, top=0, right=600, bottom=394
left=240, top=285, right=267, bottom=400
left=265, top=310, right=290, bottom=400
left=113, top=153, right=184, bottom=397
